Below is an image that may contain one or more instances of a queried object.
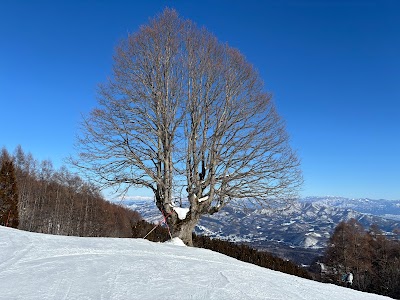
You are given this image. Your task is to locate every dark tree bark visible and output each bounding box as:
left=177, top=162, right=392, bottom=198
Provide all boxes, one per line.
left=0, top=151, right=19, bottom=228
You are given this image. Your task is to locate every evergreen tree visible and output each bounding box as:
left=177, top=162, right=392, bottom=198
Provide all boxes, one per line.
left=0, top=158, right=19, bottom=228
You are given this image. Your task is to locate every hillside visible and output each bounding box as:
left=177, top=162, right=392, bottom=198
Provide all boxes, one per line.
left=125, top=197, right=400, bottom=265
left=301, top=196, right=400, bottom=221
left=0, top=226, right=392, bottom=300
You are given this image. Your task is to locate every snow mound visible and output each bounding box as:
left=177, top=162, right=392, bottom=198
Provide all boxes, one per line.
left=0, top=226, right=392, bottom=300
left=164, top=237, right=186, bottom=246
left=172, top=206, right=189, bottom=220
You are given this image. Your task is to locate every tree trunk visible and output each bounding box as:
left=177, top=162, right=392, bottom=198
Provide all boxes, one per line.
left=171, top=214, right=199, bottom=246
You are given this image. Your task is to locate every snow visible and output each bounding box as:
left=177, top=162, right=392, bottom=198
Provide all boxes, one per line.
left=198, top=195, right=209, bottom=202
left=0, top=226, right=393, bottom=300
left=303, top=235, right=320, bottom=249
left=282, top=220, right=296, bottom=226
left=172, top=206, right=189, bottom=220
left=164, top=237, right=187, bottom=246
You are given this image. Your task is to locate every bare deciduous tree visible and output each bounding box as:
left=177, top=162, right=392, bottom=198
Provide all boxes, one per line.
left=73, top=9, right=302, bottom=245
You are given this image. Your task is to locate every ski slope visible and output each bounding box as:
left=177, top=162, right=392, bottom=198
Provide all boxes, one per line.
left=0, top=226, right=392, bottom=299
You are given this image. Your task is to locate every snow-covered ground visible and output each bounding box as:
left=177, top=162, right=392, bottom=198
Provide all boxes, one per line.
left=0, top=226, right=392, bottom=300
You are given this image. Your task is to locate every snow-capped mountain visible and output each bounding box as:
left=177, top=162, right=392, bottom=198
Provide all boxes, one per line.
left=123, top=197, right=400, bottom=265
left=301, top=196, right=400, bottom=221
left=0, top=226, right=392, bottom=300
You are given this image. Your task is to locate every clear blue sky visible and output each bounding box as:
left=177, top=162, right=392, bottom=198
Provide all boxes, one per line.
left=1, top=0, right=399, bottom=200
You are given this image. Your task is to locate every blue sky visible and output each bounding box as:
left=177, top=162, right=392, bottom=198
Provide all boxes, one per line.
left=1, top=0, right=399, bottom=200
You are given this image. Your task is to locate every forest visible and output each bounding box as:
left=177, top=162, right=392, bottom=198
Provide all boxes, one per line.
left=0, top=146, right=141, bottom=237
left=316, top=218, right=400, bottom=298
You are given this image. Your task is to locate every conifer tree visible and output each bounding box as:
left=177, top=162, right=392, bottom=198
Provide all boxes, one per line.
left=0, top=158, right=19, bottom=228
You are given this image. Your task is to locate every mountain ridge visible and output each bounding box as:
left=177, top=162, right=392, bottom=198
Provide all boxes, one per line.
left=121, top=196, right=400, bottom=265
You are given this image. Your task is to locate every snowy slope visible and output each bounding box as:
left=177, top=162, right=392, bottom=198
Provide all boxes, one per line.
left=0, top=226, right=392, bottom=300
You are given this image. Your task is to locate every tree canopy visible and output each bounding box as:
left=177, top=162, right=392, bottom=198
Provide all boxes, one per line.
left=73, top=9, right=302, bottom=244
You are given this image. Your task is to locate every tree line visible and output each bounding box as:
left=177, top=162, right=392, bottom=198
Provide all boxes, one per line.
left=0, top=146, right=141, bottom=237
left=313, top=218, right=400, bottom=298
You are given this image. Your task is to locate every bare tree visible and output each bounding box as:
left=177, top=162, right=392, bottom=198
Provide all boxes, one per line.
left=72, top=9, right=302, bottom=245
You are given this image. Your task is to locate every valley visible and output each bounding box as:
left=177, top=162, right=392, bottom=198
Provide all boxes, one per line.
left=124, top=196, right=400, bottom=265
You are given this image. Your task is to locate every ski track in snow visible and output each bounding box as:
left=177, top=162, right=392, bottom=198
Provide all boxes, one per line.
left=0, top=226, right=393, bottom=300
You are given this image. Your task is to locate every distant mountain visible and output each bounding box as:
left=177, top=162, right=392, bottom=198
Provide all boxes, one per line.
left=122, top=196, right=400, bottom=265
left=301, top=196, right=400, bottom=221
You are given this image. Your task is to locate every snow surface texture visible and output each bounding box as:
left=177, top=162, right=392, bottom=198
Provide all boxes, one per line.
left=0, top=226, right=392, bottom=300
